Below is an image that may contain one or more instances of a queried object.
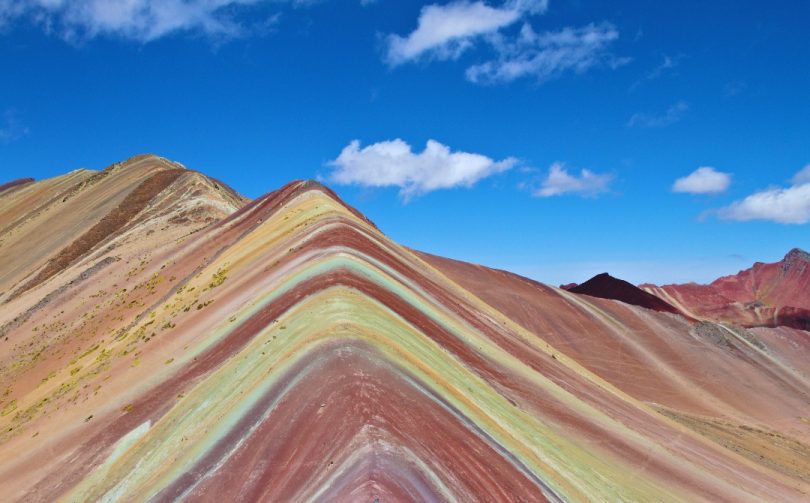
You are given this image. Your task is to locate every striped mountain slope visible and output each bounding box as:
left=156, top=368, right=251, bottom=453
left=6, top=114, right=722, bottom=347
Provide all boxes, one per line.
left=0, top=157, right=808, bottom=501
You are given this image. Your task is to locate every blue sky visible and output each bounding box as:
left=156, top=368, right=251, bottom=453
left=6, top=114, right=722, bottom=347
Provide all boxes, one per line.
left=1, top=0, right=808, bottom=285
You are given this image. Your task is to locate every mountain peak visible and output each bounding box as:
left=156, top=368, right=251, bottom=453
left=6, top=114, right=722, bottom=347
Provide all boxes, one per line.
left=784, top=247, right=810, bottom=262
left=99, top=153, right=187, bottom=174
left=782, top=247, right=810, bottom=274
left=568, top=272, right=682, bottom=315
left=648, top=247, right=810, bottom=329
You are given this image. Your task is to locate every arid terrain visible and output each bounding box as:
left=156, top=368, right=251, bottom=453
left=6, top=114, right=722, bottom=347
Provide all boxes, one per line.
left=641, top=249, right=810, bottom=330
left=1, top=155, right=809, bottom=502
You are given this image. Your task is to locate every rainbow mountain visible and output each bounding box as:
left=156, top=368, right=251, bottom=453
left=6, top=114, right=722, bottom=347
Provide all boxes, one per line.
left=1, top=155, right=809, bottom=501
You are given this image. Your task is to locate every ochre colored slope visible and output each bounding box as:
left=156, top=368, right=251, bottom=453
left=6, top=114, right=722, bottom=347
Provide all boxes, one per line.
left=0, top=154, right=245, bottom=301
left=0, top=159, right=808, bottom=501
left=10, top=168, right=186, bottom=298
left=0, top=178, right=35, bottom=196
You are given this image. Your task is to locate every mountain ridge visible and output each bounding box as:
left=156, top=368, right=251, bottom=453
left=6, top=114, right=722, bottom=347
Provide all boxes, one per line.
left=0, top=156, right=808, bottom=501
left=642, top=248, right=810, bottom=330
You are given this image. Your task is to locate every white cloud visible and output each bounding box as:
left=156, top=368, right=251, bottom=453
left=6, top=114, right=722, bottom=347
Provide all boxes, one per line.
left=627, top=101, right=688, bottom=128
left=672, top=166, right=731, bottom=194
left=385, top=1, right=530, bottom=65
left=0, top=0, right=280, bottom=42
left=385, top=1, right=621, bottom=84
left=327, top=138, right=516, bottom=200
left=533, top=162, right=612, bottom=197
left=466, top=22, right=623, bottom=84
left=718, top=166, right=810, bottom=224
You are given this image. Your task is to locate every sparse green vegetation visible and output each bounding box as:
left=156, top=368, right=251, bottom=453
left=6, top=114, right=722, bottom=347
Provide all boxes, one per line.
left=78, top=344, right=100, bottom=360
left=1, top=400, right=18, bottom=417
left=208, top=268, right=228, bottom=289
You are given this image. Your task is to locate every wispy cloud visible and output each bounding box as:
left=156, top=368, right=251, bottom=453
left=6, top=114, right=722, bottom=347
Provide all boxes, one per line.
left=531, top=162, right=612, bottom=197
left=723, top=81, right=746, bottom=98
left=466, top=22, right=625, bottom=84
left=630, top=54, right=681, bottom=90
left=717, top=165, right=810, bottom=224
left=0, top=109, right=29, bottom=143
left=672, top=166, right=731, bottom=194
left=0, top=1, right=292, bottom=43
left=327, top=138, right=516, bottom=200
left=627, top=101, right=688, bottom=128
left=791, top=164, right=810, bottom=185
left=385, top=1, right=623, bottom=84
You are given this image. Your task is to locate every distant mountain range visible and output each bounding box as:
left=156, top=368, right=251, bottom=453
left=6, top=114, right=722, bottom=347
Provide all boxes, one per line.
left=0, top=155, right=809, bottom=501
left=563, top=249, right=810, bottom=330
left=641, top=249, right=810, bottom=330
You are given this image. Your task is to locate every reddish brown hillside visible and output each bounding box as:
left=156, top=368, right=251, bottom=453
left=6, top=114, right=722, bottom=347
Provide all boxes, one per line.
left=642, top=249, right=810, bottom=329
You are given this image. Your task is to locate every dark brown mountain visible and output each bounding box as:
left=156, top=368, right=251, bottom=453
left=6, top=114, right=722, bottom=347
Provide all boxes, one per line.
left=568, top=272, right=683, bottom=315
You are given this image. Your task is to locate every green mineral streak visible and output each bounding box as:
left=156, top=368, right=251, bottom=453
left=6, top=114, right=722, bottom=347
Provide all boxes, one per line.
left=67, top=194, right=684, bottom=501
left=68, top=286, right=669, bottom=502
